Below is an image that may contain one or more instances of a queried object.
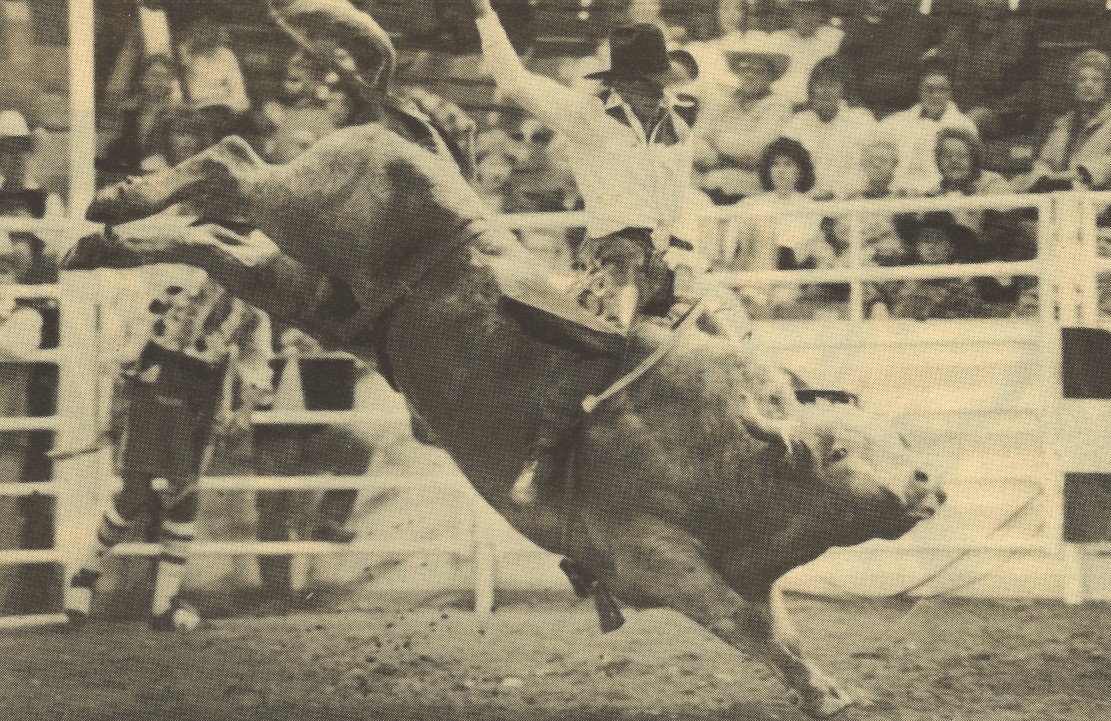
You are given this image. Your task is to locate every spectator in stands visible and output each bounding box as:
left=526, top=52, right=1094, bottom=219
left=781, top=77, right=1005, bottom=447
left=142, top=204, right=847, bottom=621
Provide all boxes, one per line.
left=694, top=35, right=793, bottom=204
left=1014, top=50, right=1111, bottom=193
left=101, top=54, right=182, bottom=176
left=929, top=126, right=1027, bottom=259
left=0, top=113, right=63, bottom=225
left=727, top=138, right=830, bottom=314
left=755, top=137, right=830, bottom=269
left=784, top=56, right=875, bottom=200
left=473, top=131, right=522, bottom=213
left=769, top=0, right=844, bottom=109
left=0, top=113, right=37, bottom=194
left=834, top=137, right=914, bottom=316
left=259, top=52, right=339, bottom=164
left=934, top=0, right=1037, bottom=140
left=177, top=17, right=250, bottom=136
left=856, top=137, right=900, bottom=200
left=837, top=0, right=940, bottom=118
left=934, top=126, right=1010, bottom=199
left=881, top=63, right=978, bottom=196
left=890, top=212, right=1008, bottom=320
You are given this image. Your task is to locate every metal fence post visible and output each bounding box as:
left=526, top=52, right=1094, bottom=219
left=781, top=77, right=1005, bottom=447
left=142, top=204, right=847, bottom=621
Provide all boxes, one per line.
left=473, top=498, right=495, bottom=614
left=55, top=270, right=105, bottom=613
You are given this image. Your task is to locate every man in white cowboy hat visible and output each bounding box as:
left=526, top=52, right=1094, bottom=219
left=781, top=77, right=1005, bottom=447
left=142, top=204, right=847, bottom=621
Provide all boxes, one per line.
left=692, top=34, right=793, bottom=204
left=768, top=0, right=844, bottom=108
left=0, top=109, right=65, bottom=249
left=0, top=111, right=37, bottom=193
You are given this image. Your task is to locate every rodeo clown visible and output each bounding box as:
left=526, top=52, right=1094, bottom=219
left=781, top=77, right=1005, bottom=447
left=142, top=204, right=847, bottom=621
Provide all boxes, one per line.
left=471, top=0, right=750, bottom=505
left=65, top=261, right=273, bottom=631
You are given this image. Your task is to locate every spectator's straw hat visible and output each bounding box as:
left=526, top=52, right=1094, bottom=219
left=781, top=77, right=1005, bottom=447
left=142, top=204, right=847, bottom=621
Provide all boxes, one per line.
left=721, top=34, right=791, bottom=80
left=584, top=24, right=699, bottom=84
left=0, top=111, right=34, bottom=152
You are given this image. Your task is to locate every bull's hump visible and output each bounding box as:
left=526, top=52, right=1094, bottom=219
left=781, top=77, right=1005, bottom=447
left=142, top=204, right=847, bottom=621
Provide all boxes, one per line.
left=323, top=122, right=482, bottom=211
left=251, top=120, right=488, bottom=264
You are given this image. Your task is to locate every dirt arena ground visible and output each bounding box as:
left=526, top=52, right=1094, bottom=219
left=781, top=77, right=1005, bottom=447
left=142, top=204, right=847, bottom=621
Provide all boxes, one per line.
left=1, top=594, right=1109, bottom=721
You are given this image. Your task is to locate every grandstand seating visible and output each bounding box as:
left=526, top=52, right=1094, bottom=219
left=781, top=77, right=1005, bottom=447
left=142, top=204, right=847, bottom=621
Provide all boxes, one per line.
left=13, top=0, right=1111, bottom=174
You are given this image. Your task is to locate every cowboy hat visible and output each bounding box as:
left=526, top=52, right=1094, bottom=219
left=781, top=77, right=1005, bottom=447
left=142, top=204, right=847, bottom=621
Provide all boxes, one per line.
left=720, top=34, right=791, bottom=80
left=0, top=111, right=34, bottom=152
left=584, top=24, right=699, bottom=83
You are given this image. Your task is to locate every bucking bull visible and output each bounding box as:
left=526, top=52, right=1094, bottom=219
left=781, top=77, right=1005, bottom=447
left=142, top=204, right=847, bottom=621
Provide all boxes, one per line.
left=64, top=10, right=945, bottom=720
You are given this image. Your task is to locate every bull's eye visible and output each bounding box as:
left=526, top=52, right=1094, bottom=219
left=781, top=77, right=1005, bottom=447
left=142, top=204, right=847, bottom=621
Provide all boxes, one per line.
left=827, top=448, right=848, bottom=463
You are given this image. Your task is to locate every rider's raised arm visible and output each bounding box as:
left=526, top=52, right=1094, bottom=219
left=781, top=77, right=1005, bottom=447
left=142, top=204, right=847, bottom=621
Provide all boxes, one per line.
left=473, top=1, right=600, bottom=147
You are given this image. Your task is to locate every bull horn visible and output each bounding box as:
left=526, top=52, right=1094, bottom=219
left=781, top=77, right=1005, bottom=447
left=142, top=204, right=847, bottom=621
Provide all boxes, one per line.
left=740, top=395, right=796, bottom=451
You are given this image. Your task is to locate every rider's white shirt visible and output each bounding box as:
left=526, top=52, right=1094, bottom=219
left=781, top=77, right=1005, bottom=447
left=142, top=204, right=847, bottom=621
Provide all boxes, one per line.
left=477, top=12, right=702, bottom=249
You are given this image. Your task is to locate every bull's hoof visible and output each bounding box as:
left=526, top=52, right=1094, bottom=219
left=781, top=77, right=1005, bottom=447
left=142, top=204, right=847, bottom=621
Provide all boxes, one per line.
left=60, top=232, right=128, bottom=271
left=86, top=178, right=164, bottom=224
left=593, top=585, right=625, bottom=634
left=558, top=558, right=595, bottom=598
left=794, top=683, right=859, bottom=719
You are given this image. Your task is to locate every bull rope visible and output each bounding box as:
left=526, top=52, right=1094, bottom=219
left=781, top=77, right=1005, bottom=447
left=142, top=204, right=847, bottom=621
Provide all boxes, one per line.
left=580, top=298, right=704, bottom=414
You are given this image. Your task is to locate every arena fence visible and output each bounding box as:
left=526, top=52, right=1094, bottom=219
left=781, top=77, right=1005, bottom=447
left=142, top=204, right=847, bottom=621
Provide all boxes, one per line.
left=0, top=190, right=1109, bottom=629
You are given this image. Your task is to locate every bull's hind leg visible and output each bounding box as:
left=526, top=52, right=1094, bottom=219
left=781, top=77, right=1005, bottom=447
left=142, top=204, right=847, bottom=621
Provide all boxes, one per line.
left=605, top=521, right=855, bottom=718
left=86, top=136, right=267, bottom=224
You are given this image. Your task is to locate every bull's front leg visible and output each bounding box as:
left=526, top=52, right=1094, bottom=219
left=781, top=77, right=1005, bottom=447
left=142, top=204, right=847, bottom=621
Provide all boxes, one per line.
left=762, top=584, right=861, bottom=717
left=604, top=520, right=857, bottom=718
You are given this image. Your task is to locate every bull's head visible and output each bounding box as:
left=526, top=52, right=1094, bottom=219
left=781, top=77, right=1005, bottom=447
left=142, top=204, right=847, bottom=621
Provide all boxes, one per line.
left=742, top=393, right=946, bottom=541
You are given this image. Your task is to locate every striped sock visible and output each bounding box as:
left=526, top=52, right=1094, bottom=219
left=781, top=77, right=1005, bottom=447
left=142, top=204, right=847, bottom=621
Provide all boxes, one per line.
left=66, top=505, right=133, bottom=616
left=85, top=504, right=134, bottom=576
left=152, top=520, right=195, bottom=616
